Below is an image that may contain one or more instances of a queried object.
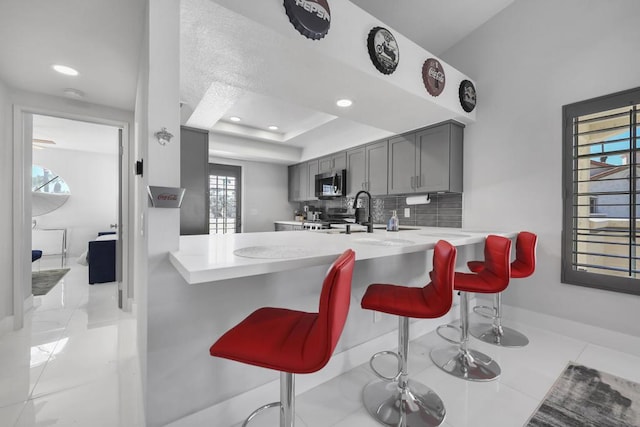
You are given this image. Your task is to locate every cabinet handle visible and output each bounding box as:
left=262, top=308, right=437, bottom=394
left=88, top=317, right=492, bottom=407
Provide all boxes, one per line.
left=410, top=176, right=415, bottom=189
left=366, top=182, right=369, bottom=191
left=361, top=182, right=365, bottom=190
left=417, top=175, right=421, bottom=188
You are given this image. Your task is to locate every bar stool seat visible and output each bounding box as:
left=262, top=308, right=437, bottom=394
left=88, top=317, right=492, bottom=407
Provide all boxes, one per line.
left=431, top=235, right=511, bottom=382
left=467, top=231, right=537, bottom=347
left=361, top=240, right=457, bottom=427
left=210, top=249, right=356, bottom=427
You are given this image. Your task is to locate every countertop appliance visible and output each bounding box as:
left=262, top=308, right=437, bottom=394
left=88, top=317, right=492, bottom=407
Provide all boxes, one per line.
left=315, top=170, right=347, bottom=199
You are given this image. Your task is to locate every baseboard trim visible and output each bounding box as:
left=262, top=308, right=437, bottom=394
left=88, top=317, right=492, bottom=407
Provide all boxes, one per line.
left=501, top=304, right=640, bottom=356
left=167, top=303, right=463, bottom=427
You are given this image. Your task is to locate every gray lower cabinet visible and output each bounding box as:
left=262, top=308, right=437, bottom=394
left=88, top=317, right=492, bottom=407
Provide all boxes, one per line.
left=388, top=121, right=463, bottom=194
left=347, top=140, right=388, bottom=196
left=180, top=126, right=209, bottom=235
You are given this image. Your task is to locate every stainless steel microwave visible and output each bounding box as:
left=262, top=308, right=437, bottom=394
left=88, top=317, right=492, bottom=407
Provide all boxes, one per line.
left=315, top=170, right=347, bottom=199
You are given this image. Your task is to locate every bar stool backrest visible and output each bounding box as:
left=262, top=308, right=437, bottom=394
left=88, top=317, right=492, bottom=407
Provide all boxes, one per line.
left=478, top=235, right=512, bottom=292
left=512, top=231, right=537, bottom=278
left=306, top=249, right=356, bottom=372
left=424, top=240, right=457, bottom=317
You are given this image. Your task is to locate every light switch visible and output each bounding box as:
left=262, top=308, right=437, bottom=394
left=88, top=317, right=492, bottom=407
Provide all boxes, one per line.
left=404, top=208, right=410, bottom=218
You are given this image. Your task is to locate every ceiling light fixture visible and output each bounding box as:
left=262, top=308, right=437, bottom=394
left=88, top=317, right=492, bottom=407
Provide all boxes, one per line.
left=336, top=99, right=353, bottom=107
left=268, top=125, right=279, bottom=131
left=52, top=64, right=79, bottom=76
left=229, top=116, right=241, bottom=122
left=63, top=88, right=85, bottom=99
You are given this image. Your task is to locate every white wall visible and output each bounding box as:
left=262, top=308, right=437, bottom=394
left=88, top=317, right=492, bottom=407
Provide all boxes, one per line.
left=442, top=0, right=640, bottom=336
left=209, top=156, right=292, bottom=232
left=0, top=78, right=12, bottom=327
left=32, top=148, right=118, bottom=256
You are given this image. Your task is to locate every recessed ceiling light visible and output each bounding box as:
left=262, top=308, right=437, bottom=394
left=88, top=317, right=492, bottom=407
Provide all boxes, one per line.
left=268, top=125, right=279, bottom=131
left=229, top=116, right=241, bottom=122
left=52, top=64, right=79, bottom=76
left=63, top=88, right=85, bottom=99
left=336, top=99, right=353, bottom=107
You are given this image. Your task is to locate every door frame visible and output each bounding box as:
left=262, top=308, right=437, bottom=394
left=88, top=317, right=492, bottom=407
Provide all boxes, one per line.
left=12, top=104, right=131, bottom=329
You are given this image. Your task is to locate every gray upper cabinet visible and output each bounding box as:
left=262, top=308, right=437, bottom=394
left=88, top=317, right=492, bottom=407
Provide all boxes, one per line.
left=346, top=146, right=366, bottom=196
left=415, top=122, right=463, bottom=193
left=288, top=162, right=308, bottom=202
left=388, top=121, right=463, bottom=194
left=288, top=160, right=318, bottom=202
left=366, top=140, right=388, bottom=195
left=388, top=133, right=417, bottom=194
left=346, top=140, right=388, bottom=196
left=318, top=152, right=346, bottom=174
left=307, top=159, right=319, bottom=201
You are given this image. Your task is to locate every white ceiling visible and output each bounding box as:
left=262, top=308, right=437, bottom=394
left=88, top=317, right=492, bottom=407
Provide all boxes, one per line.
left=32, top=115, right=120, bottom=155
left=0, top=0, right=514, bottom=160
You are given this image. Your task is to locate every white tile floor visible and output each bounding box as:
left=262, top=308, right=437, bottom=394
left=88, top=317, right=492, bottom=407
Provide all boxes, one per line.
left=2, top=261, right=639, bottom=427
left=0, top=260, right=144, bottom=427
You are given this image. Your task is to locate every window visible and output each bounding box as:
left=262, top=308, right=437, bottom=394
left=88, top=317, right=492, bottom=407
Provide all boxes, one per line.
left=209, top=163, right=241, bottom=234
left=562, top=87, right=640, bottom=295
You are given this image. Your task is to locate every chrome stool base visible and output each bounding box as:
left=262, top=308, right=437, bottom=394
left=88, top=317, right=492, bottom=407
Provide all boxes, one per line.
left=363, top=379, right=446, bottom=427
left=469, top=323, right=529, bottom=347
left=430, top=346, right=501, bottom=382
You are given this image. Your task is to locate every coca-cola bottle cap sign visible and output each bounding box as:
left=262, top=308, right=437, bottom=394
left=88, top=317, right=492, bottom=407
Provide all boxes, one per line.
left=422, top=58, right=445, bottom=96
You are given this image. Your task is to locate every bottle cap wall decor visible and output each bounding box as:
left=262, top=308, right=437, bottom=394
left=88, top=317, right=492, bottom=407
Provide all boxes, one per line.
left=284, top=0, right=331, bottom=40
left=367, top=26, right=399, bottom=75
left=422, top=58, right=445, bottom=96
left=459, top=80, right=477, bottom=112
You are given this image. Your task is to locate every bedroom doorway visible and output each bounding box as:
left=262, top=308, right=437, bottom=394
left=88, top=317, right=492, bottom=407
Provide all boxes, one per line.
left=13, top=107, right=130, bottom=329
left=31, top=114, right=125, bottom=304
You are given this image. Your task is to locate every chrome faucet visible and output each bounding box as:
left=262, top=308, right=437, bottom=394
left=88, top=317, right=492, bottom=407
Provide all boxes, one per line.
left=353, top=190, right=373, bottom=233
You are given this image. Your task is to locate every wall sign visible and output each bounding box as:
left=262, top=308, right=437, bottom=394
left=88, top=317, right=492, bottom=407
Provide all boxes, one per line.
left=283, top=0, right=331, bottom=40
left=422, top=58, right=445, bottom=96
left=459, top=80, right=477, bottom=112
left=367, top=26, right=399, bottom=75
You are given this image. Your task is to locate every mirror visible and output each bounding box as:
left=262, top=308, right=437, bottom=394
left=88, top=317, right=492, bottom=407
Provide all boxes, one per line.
left=32, top=165, right=71, bottom=216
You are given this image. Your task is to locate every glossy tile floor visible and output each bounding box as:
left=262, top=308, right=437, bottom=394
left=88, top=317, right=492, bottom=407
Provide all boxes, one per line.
left=2, top=260, right=640, bottom=427
left=0, top=259, right=144, bottom=427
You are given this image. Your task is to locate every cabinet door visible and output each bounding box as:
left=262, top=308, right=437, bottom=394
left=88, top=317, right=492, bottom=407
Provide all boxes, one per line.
left=307, top=160, right=318, bottom=201
left=387, top=134, right=416, bottom=194
left=318, top=156, right=334, bottom=174
left=416, top=122, right=463, bottom=193
left=288, top=165, right=298, bottom=202
left=319, top=152, right=347, bottom=173
left=346, top=147, right=366, bottom=196
left=366, top=140, right=388, bottom=195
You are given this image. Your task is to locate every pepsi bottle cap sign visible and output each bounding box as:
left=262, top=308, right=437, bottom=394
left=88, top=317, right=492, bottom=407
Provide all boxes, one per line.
left=284, top=0, right=331, bottom=40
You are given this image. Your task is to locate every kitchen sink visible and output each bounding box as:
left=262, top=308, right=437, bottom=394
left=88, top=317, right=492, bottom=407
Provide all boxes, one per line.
left=373, top=226, right=420, bottom=231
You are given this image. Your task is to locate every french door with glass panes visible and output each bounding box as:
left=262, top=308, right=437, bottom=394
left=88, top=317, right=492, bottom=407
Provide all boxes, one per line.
left=209, top=163, right=241, bottom=234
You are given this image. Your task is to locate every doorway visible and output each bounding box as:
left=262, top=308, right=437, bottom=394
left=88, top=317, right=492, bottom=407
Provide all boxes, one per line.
left=13, top=107, right=130, bottom=329
left=209, top=163, right=241, bottom=234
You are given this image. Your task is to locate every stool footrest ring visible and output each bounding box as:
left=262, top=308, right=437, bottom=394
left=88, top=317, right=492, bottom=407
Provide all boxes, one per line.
left=242, top=402, right=280, bottom=427
left=436, top=324, right=462, bottom=345
left=369, top=350, right=402, bottom=382
left=473, top=305, right=497, bottom=320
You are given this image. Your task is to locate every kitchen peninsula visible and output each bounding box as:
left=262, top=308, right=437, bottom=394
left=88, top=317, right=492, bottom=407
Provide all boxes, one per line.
left=166, top=227, right=516, bottom=426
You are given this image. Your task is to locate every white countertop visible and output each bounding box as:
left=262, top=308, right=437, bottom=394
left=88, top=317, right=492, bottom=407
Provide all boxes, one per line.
left=170, top=227, right=516, bottom=284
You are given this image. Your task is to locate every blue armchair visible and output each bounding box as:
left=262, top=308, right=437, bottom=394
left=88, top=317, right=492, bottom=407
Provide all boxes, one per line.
left=88, top=238, right=116, bottom=284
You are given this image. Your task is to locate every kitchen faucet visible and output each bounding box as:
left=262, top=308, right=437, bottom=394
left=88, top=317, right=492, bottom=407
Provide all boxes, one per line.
left=353, top=190, right=373, bottom=233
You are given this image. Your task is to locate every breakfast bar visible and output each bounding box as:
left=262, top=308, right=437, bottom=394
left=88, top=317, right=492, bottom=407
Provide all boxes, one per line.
left=166, top=227, right=515, bottom=425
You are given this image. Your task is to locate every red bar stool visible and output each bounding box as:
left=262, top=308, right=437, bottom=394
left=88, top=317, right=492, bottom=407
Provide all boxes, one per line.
left=467, top=231, right=537, bottom=347
left=360, top=240, right=457, bottom=426
left=209, top=249, right=356, bottom=427
left=430, top=235, right=511, bottom=382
